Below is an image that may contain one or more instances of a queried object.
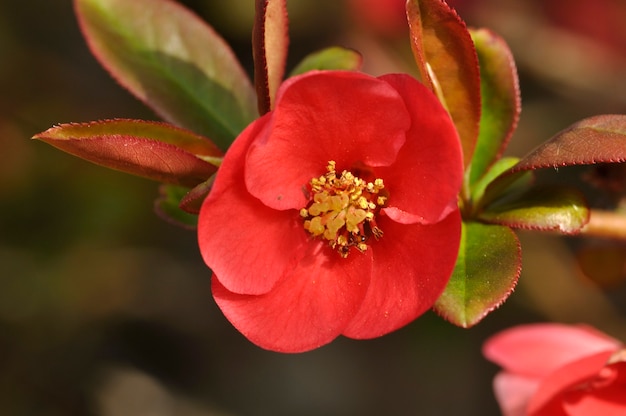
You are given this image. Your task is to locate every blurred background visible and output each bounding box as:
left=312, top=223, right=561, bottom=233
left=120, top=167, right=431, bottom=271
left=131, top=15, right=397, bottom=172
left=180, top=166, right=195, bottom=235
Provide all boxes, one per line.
left=1, top=0, right=626, bottom=415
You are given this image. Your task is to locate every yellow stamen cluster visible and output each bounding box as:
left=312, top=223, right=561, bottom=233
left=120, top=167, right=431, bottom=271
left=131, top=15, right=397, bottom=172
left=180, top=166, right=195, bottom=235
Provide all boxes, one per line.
left=300, top=161, right=386, bottom=257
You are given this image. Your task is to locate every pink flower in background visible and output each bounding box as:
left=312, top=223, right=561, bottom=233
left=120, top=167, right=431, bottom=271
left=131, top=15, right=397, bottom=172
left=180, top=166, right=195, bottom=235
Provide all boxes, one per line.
left=483, top=323, right=626, bottom=415
left=198, top=70, right=463, bottom=352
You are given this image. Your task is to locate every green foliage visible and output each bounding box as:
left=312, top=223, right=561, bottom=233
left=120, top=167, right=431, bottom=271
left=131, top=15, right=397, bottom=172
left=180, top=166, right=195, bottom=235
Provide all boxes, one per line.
left=468, top=157, right=521, bottom=215
left=479, top=187, right=589, bottom=234
left=434, top=222, right=521, bottom=327
left=75, top=0, right=257, bottom=150
left=468, top=28, right=520, bottom=186
left=290, top=47, right=363, bottom=76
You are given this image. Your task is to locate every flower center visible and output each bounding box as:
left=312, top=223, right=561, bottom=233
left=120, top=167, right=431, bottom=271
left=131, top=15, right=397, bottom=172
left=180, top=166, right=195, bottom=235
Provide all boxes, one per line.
left=299, top=161, right=387, bottom=258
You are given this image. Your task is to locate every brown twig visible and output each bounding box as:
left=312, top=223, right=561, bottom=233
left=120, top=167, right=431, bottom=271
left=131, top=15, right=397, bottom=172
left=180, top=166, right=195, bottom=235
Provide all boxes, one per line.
left=580, top=209, right=626, bottom=241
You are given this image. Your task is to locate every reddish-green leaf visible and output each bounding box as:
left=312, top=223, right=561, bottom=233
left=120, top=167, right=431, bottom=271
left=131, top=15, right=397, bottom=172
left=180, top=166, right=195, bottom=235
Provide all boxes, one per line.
left=468, top=28, right=520, bottom=185
left=33, top=119, right=221, bottom=187
left=434, top=222, right=521, bottom=328
left=479, top=187, right=590, bottom=234
left=179, top=175, right=215, bottom=214
left=406, top=0, right=481, bottom=168
left=75, top=0, right=257, bottom=150
left=155, top=184, right=198, bottom=229
left=253, top=0, right=289, bottom=114
left=511, top=115, right=626, bottom=172
left=289, top=47, right=363, bottom=76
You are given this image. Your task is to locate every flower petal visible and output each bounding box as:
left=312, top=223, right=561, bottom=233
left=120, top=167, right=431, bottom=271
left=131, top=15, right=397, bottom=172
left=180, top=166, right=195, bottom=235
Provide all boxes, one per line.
left=245, top=71, right=411, bottom=210
left=377, top=73, right=463, bottom=224
left=492, top=372, right=540, bottom=416
left=341, top=209, right=461, bottom=339
left=212, top=242, right=372, bottom=352
left=198, top=115, right=307, bottom=295
left=483, top=323, right=621, bottom=378
left=562, top=362, right=626, bottom=416
left=529, top=350, right=616, bottom=415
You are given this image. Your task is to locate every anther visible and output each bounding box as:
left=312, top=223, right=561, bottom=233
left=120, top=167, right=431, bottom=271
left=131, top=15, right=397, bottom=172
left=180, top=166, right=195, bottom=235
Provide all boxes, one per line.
left=300, top=161, right=388, bottom=257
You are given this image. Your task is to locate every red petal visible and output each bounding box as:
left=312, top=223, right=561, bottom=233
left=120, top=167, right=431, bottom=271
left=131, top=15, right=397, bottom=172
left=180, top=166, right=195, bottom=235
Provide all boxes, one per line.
left=529, top=350, right=616, bottom=414
left=563, top=362, right=626, bottom=416
left=377, top=74, right=463, bottom=224
left=198, top=115, right=307, bottom=295
left=245, top=71, right=410, bottom=210
left=212, top=243, right=372, bottom=352
left=483, top=323, right=621, bottom=378
left=342, top=209, right=461, bottom=339
left=493, top=372, right=540, bottom=416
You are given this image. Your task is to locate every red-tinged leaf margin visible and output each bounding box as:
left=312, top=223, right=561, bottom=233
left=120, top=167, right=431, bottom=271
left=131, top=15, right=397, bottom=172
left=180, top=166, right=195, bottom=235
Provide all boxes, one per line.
left=33, top=119, right=221, bottom=188
left=479, top=186, right=589, bottom=235
left=511, top=115, right=626, bottom=172
left=468, top=28, right=521, bottom=186
left=406, top=0, right=481, bottom=168
left=75, top=0, right=257, bottom=150
left=253, top=0, right=289, bottom=115
left=179, top=175, right=216, bottom=214
left=434, top=221, right=521, bottom=328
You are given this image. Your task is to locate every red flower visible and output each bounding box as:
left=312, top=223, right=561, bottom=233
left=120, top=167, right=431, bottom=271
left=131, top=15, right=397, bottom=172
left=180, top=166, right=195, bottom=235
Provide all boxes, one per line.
left=198, top=70, right=463, bottom=352
left=483, top=323, right=626, bottom=416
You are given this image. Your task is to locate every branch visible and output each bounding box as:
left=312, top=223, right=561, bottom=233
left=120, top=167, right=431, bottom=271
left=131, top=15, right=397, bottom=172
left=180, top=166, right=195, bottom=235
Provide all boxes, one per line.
left=580, top=209, right=626, bottom=241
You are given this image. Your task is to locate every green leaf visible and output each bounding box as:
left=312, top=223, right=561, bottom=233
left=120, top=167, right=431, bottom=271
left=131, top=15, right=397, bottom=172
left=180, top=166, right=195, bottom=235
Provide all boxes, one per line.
left=479, top=187, right=589, bottom=234
left=467, top=156, right=535, bottom=221
left=253, top=0, right=289, bottom=114
left=75, top=0, right=257, bottom=150
left=469, top=157, right=520, bottom=212
left=289, top=47, right=363, bottom=76
left=434, top=222, right=521, bottom=327
left=406, top=0, right=481, bottom=168
left=33, top=119, right=221, bottom=187
left=468, top=28, right=520, bottom=186
left=154, top=184, right=198, bottom=229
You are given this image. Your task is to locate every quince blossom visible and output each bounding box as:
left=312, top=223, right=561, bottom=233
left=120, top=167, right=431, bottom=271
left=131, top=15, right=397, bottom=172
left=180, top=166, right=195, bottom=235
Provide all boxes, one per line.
left=198, top=70, right=463, bottom=352
left=484, top=323, right=626, bottom=416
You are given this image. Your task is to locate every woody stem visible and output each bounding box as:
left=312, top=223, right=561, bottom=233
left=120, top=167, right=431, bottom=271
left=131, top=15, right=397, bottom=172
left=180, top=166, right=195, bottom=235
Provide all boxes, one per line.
left=579, top=209, right=626, bottom=241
